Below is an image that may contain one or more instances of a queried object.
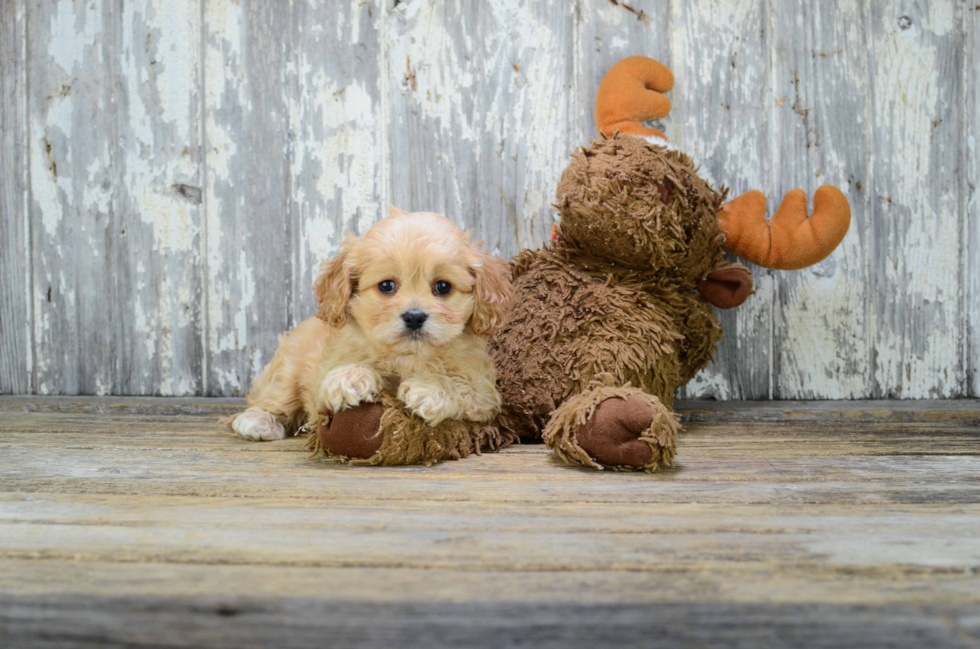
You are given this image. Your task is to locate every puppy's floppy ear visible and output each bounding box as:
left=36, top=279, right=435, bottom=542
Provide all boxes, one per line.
left=314, top=238, right=357, bottom=328
left=469, top=248, right=513, bottom=337
left=388, top=205, right=410, bottom=218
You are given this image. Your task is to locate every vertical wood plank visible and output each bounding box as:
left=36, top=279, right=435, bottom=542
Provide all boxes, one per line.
left=868, top=1, right=965, bottom=398
left=967, top=3, right=979, bottom=398
left=769, top=0, right=873, bottom=398
left=28, top=0, right=203, bottom=395
left=385, top=0, right=576, bottom=257
left=286, top=0, right=384, bottom=326
left=28, top=0, right=111, bottom=394
left=0, top=0, right=31, bottom=393
left=668, top=0, right=774, bottom=399
left=204, top=0, right=293, bottom=395
left=116, top=0, right=205, bottom=395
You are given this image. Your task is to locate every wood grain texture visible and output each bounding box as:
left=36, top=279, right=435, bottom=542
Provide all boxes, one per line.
left=869, top=2, right=966, bottom=398
left=4, top=492, right=980, bottom=570
left=385, top=0, right=575, bottom=257
left=3, top=1, right=978, bottom=398
left=204, top=0, right=386, bottom=395
left=3, top=558, right=979, bottom=607
left=770, top=0, right=873, bottom=399
left=27, top=0, right=112, bottom=395
left=27, top=0, right=204, bottom=396
left=286, top=0, right=384, bottom=330
left=668, top=0, right=775, bottom=399
left=1, top=402, right=979, bottom=647
left=968, top=3, right=979, bottom=398
left=204, top=0, right=294, bottom=396
left=3, top=411, right=979, bottom=506
left=4, top=395, right=980, bottom=427
left=116, top=0, right=205, bottom=397
left=4, top=589, right=978, bottom=649
left=0, top=0, right=31, bottom=393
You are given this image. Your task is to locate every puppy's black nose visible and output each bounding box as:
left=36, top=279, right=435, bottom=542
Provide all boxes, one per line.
left=401, top=309, right=428, bottom=331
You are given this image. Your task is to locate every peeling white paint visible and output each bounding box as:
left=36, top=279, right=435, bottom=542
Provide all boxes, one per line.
left=137, top=190, right=197, bottom=252
left=142, top=0, right=198, bottom=141
left=387, top=1, right=479, bottom=144
left=964, top=6, right=979, bottom=398
left=30, top=113, right=71, bottom=239
left=204, top=0, right=249, bottom=393
left=490, top=0, right=572, bottom=250
left=285, top=0, right=386, bottom=338
left=25, top=0, right=206, bottom=396
left=766, top=0, right=872, bottom=400
left=155, top=273, right=174, bottom=396
left=49, top=0, right=101, bottom=76
left=870, top=5, right=962, bottom=398
left=13, top=0, right=975, bottom=398
left=670, top=0, right=773, bottom=398
left=311, top=78, right=380, bottom=240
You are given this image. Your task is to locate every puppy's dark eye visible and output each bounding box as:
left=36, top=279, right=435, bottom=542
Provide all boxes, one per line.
left=433, top=281, right=452, bottom=296
left=378, top=280, right=397, bottom=294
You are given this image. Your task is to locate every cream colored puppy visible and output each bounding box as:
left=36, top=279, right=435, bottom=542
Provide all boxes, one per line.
left=229, top=208, right=512, bottom=441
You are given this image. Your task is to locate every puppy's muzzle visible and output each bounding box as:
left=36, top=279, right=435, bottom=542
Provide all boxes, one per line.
left=401, top=309, right=428, bottom=331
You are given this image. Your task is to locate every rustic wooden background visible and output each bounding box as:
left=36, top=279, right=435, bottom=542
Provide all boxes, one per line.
left=1, top=0, right=977, bottom=399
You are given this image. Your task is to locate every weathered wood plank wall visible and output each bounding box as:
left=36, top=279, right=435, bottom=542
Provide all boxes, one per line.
left=0, top=0, right=31, bottom=394
left=966, top=1, right=979, bottom=399
left=0, top=0, right=976, bottom=398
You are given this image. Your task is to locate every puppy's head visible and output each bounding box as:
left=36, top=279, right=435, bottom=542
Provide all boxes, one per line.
left=314, top=207, right=512, bottom=352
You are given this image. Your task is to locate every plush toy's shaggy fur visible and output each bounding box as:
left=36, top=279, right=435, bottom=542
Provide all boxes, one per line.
left=489, top=135, right=742, bottom=470
left=307, top=390, right=514, bottom=466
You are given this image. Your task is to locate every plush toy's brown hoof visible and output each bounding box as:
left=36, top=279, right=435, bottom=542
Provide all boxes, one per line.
left=575, top=396, right=655, bottom=467
left=317, top=403, right=384, bottom=459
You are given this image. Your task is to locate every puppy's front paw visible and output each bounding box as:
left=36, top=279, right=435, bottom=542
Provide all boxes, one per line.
left=231, top=407, right=286, bottom=441
left=319, top=365, right=382, bottom=412
left=398, top=378, right=455, bottom=427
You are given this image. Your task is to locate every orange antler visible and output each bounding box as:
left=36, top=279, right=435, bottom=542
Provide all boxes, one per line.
left=719, top=186, right=851, bottom=270
left=595, top=56, right=674, bottom=139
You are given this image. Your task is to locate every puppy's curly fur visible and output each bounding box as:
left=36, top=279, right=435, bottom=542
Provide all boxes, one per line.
left=228, top=208, right=513, bottom=442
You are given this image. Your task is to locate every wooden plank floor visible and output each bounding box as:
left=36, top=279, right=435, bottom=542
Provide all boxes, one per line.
left=1, top=397, right=979, bottom=649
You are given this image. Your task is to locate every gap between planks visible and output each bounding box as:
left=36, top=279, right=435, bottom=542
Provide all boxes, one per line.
left=1, top=396, right=979, bottom=423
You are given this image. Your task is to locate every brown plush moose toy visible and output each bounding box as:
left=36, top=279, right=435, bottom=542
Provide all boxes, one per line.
left=311, top=56, right=851, bottom=471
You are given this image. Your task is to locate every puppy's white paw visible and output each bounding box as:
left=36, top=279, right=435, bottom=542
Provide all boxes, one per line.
left=231, top=407, right=286, bottom=441
left=319, top=365, right=382, bottom=412
left=398, top=379, right=455, bottom=427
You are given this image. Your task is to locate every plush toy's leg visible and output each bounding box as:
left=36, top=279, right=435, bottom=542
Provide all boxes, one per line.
left=315, top=402, right=385, bottom=458
left=542, top=383, right=679, bottom=472
left=307, top=390, right=515, bottom=467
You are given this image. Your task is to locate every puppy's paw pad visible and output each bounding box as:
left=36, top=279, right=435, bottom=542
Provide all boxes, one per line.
left=232, top=408, right=286, bottom=441
left=320, top=366, right=381, bottom=411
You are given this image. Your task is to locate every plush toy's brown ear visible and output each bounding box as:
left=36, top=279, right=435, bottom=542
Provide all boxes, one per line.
left=697, top=267, right=753, bottom=309
left=314, top=239, right=356, bottom=328
left=469, top=251, right=513, bottom=337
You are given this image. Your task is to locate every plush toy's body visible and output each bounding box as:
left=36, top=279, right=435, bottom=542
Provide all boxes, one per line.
left=310, top=56, right=851, bottom=471
left=489, top=136, right=732, bottom=469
